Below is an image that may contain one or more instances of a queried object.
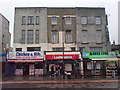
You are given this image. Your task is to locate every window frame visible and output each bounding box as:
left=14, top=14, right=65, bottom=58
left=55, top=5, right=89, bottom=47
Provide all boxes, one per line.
left=81, top=30, right=88, bottom=43
left=22, top=16, right=26, bottom=25
left=52, top=47, right=63, bottom=51
left=16, top=48, right=22, bottom=51
left=27, top=30, right=34, bottom=44
left=65, top=30, right=72, bottom=43
left=65, top=16, right=71, bottom=24
left=36, top=16, right=39, bottom=25
left=95, top=16, right=101, bottom=24
left=51, top=16, right=57, bottom=25
left=96, top=30, right=102, bottom=43
left=81, top=16, right=87, bottom=24
left=21, top=30, right=25, bottom=44
left=35, top=30, right=39, bottom=44
left=27, top=16, right=34, bottom=25
left=27, top=47, right=41, bottom=51
left=51, top=30, right=59, bottom=44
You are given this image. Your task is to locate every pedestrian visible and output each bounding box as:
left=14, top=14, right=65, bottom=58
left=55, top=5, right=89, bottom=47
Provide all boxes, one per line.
left=50, top=65, right=54, bottom=78
left=60, top=66, right=62, bottom=75
left=76, top=68, right=80, bottom=78
left=112, top=70, right=115, bottom=78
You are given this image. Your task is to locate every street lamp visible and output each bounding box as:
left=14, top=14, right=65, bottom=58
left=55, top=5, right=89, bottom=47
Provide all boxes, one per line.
left=62, top=17, right=65, bottom=79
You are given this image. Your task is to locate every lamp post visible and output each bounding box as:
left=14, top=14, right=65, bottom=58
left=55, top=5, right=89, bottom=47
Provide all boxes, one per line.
left=62, top=17, right=65, bottom=79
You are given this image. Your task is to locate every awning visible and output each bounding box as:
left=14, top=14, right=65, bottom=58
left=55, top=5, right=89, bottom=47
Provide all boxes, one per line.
left=90, top=57, right=119, bottom=61
left=8, top=59, right=43, bottom=63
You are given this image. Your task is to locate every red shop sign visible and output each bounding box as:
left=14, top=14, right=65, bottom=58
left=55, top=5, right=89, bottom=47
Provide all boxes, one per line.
left=46, top=54, right=80, bottom=60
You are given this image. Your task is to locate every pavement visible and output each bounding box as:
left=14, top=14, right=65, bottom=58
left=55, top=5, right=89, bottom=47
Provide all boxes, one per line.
left=1, top=75, right=120, bottom=89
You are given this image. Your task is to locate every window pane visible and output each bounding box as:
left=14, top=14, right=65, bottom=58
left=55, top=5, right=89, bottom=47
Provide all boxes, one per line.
left=51, top=30, right=58, bottom=43
left=52, top=48, right=63, bottom=51
left=82, top=30, right=88, bottom=43
left=65, top=17, right=71, bottom=24
left=51, top=17, right=57, bottom=25
left=71, top=47, right=76, bottom=51
left=35, top=30, right=39, bottom=44
left=96, top=30, right=102, bottom=43
left=95, top=16, right=101, bottom=24
left=81, top=16, right=87, bottom=24
left=16, top=48, right=22, bottom=51
left=65, top=30, right=72, bottom=43
left=22, top=16, right=26, bottom=25
left=27, top=30, right=33, bottom=44
left=28, top=16, right=34, bottom=25
left=27, top=47, right=41, bottom=51
left=36, top=16, right=39, bottom=25
left=21, top=30, right=25, bottom=44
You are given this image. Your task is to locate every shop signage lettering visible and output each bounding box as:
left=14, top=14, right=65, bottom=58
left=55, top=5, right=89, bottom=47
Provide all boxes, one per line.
left=54, top=56, right=72, bottom=59
left=16, top=52, right=42, bottom=56
left=8, top=51, right=44, bottom=59
left=46, top=54, right=80, bottom=60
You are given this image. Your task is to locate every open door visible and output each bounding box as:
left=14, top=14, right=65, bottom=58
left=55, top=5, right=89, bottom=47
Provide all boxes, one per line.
left=23, top=64, right=29, bottom=76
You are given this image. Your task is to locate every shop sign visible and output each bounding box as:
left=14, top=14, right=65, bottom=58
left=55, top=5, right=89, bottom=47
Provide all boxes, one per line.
left=109, top=52, right=116, bottom=57
left=8, top=59, right=43, bottom=63
left=46, top=54, right=80, bottom=60
left=8, top=51, right=44, bottom=59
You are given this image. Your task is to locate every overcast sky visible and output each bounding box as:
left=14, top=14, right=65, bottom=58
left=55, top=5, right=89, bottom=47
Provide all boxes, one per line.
left=0, top=0, right=119, bottom=46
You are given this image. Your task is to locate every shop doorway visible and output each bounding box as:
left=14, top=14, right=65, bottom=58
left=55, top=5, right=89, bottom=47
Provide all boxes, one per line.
left=23, top=64, right=29, bottom=76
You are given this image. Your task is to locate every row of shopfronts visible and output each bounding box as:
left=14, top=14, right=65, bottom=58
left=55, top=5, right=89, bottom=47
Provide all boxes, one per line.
left=5, top=51, right=120, bottom=77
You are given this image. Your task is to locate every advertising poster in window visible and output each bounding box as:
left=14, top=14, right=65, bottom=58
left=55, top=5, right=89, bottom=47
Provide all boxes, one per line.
left=96, top=62, right=101, bottom=69
left=29, top=64, right=35, bottom=75
left=15, top=69, right=23, bottom=75
left=35, top=69, right=43, bottom=75
left=87, top=62, right=92, bottom=69
left=65, top=64, right=72, bottom=71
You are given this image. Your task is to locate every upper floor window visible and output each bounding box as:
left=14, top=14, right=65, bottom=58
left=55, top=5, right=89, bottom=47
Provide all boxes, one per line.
left=27, top=30, right=33, bottom=44
left=27, top=47, right=41, bottom=51
left=51, top=16, right=57, bottom=25
left=52, top=47, right=63, bottom=51
left=95, top=16, right=101, bottom=24
left=51, top=30, right=59, bottom=43
left=96, top=30, right=102, bottom=43
left=81, top=16, right=87, bottom=24
left=21, top=30, right=25, bottom=44
left=16, top=48, right=22, bottom=51
left=28, top=16, right=34, bottom=25
left=65, top=30, right=72, bottom=43
left=36, top=16, right=39, bottom=25
left=22, top=16, right=26, bottom=25
left=35, top=30, right=39, bottom=44
left=71, top=47, right=76, bottom=51
left=82, top=30, right=88, bottom=43
left=65, top=16, right=71, bottom=24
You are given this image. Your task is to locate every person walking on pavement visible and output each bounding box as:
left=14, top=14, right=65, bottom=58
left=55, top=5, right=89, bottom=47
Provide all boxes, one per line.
left=50, top=65, right=54, bottom=78
left=112, top=70, right=115, bottom=78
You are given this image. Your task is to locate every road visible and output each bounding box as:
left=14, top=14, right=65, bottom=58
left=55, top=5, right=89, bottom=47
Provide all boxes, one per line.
left=1, top=76, right=120, bottom=89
